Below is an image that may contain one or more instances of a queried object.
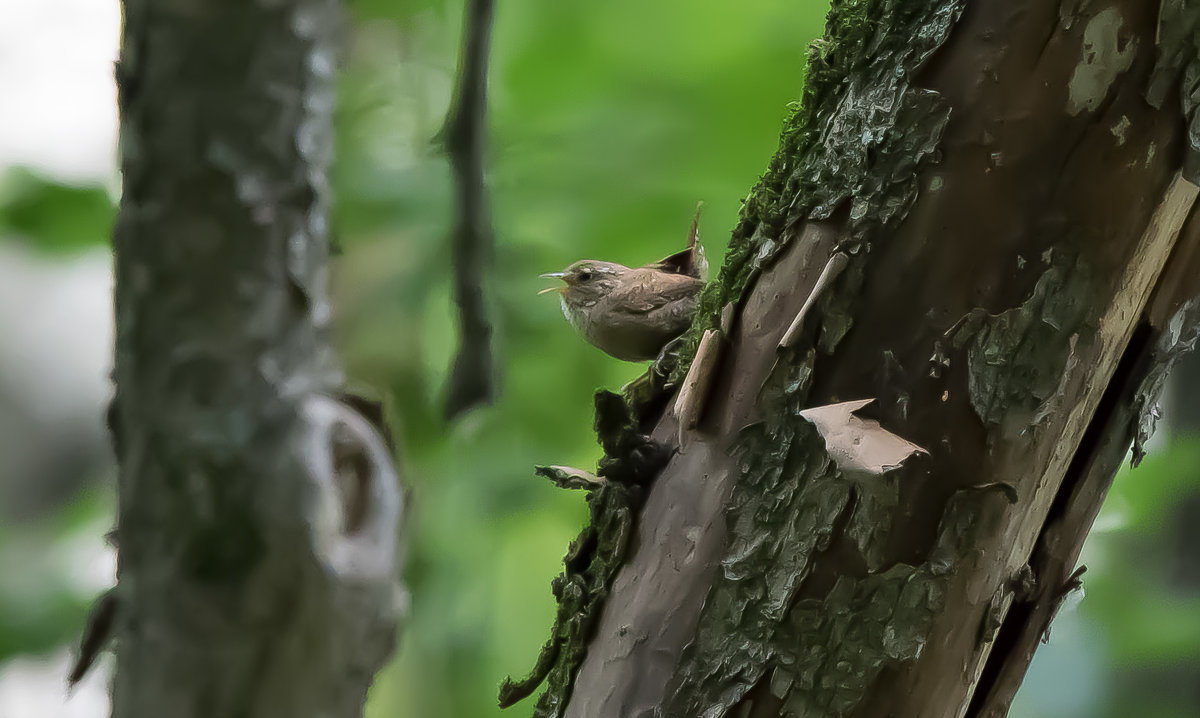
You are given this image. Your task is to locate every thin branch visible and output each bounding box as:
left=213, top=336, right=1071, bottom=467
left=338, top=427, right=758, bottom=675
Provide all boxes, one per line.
left=443, top=0, right=498, bottom=420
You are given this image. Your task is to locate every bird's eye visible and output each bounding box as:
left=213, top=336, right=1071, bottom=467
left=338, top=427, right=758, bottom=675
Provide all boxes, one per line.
left=577, top=271, right=592, bottom=282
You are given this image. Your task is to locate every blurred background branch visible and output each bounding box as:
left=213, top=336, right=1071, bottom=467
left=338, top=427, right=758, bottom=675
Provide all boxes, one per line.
left=442, top=0, right=498, bottom=420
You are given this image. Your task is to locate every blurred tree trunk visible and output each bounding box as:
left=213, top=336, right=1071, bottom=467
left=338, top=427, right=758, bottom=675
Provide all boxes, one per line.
left=1168, top=354, right=1200, bottom=594
left=109, top=2, right=404, bottom=717
left=1171, top=352, right=1200, bottom=435
left=552, top=1, right=1200, bottom=717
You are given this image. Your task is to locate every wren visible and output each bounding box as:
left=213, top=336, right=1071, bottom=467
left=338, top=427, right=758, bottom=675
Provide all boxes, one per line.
left=540, top=209, right=707, bottom=362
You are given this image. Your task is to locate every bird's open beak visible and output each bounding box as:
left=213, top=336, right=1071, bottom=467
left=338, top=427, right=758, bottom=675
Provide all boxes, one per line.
left=538, top=272, right=567, bottom=295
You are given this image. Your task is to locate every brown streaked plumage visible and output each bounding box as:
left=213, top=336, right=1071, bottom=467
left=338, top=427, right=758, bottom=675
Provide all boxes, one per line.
left=541, top=205, right=708, bottom=361
left=540, top=259, right=703, bottom=361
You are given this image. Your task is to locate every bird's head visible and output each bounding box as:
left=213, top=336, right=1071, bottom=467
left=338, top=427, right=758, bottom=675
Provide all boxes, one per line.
left=539, top=260, right=629, bottom=310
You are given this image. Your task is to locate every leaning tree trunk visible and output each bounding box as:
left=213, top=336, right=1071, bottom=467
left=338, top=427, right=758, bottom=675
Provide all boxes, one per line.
left=109, top=1, right=404, bottom=716
left=507, top=1, right=1200, bottom=717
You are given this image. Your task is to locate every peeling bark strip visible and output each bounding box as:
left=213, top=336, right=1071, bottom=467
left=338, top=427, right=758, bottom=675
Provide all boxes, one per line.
left=555, top=0, right=1200, bottom=717
left=675, top=328, right=725, bottom=447
left=111, top=2, right=404, bottom=717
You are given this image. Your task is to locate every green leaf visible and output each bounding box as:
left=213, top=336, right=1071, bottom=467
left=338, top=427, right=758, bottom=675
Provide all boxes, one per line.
left=0, top=168, right=115, bottom=253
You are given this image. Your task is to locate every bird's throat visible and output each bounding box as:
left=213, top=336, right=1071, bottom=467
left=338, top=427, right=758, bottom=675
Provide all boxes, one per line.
left=560, top=295, right=587, bottom=334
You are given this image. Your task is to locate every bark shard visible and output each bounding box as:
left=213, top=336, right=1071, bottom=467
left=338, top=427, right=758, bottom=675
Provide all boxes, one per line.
left=1148, top=0, right=1200, bottom=180
left=799, top=398, right=928, bottom=478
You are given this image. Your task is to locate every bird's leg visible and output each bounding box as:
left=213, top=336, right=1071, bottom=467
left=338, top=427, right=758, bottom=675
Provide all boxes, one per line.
left=651, top=336, right=687, bottom=379
left=620, top=335, right=688, bottom=410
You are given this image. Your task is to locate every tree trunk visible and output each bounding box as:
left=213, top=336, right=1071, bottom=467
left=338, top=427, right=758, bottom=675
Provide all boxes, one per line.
left=524, top=1, right=1200, bottom=716
left=109, top=2, right=404, bottom=716
left=1170, top=348, right=1200, bottom=435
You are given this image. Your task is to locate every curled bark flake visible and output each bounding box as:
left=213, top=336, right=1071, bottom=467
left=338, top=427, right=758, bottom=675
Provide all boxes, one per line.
left=779, top=251, right=850, bottom=349
left=536, top=465, right=606, bottom=491
left=1132, top=297, right=1200, bottom=465
left=978, top=585, right=1012, bottom=646
left=1042, top=565, right=1087, bottom=644
left=674, top=328, right=725, bottom=448
left=799, top=398, right=929, bottom=478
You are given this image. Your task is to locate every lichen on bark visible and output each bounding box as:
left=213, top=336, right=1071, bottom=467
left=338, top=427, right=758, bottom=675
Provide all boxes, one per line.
left=499, top=390, right=672, bottom=716
left=659, top=0, right=970, bottom=713
left=664, top=354, right=849, bottom=715
left=1130, top=297, right=1200, bottom=464
left=767, top=564, right=941, bottom=716
left=497, top=481, right=637, bottom=715
left=664, top=350, right=994, bottom=717
left=1148, top=0, right=1200, bottom=181
left=677, top=0, right=965, bottom=380
left=963, top=253, right=1097, bottom=438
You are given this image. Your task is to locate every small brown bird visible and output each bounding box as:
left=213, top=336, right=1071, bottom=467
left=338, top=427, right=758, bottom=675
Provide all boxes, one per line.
left=540, top=207, right=707, bottom=362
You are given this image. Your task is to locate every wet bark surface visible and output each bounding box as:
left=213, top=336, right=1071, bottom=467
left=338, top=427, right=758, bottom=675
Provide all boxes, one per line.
left=552, top=1, right=1200, bottom=717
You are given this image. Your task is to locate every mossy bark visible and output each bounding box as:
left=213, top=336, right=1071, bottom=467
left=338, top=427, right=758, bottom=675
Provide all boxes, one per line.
left=110, top=1, right=404, bottom=716
left=530, top=1, right=1200, bottom=716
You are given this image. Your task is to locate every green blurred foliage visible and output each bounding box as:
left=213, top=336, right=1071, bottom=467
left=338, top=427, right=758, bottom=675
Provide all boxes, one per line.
left=0, top=487, right=111, bottom=663
left=1010, top=436, right=1200, bottom=718
left=1073, top=440, right=1200, bottom=718
left=334, top=2, right=824, bottom=715
left=3, top=1, right=1199, bottom=717
left=0, top=168, right=116, bottom=253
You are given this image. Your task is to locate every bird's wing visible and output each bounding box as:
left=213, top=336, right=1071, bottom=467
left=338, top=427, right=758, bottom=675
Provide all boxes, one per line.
left=608, top=272, right=702, bottom=315
left=646, top=247, right=699, bottom=277
left=641, top=203, right=709, bottom=280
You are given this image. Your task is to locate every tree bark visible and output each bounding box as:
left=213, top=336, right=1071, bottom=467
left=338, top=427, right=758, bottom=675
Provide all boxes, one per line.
left=109, top=1, right=404, bottom=717
left=527, top=1, right=1200, bottom=716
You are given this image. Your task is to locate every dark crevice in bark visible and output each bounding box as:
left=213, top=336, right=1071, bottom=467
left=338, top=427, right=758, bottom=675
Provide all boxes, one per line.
left=791, top=484, right=865, bottom=603
left=1047, top=320, right=1153, bottom=527
left=964, top=320, right=1154, bottom=718
left=1034, top=20, right=1059, bottom=67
